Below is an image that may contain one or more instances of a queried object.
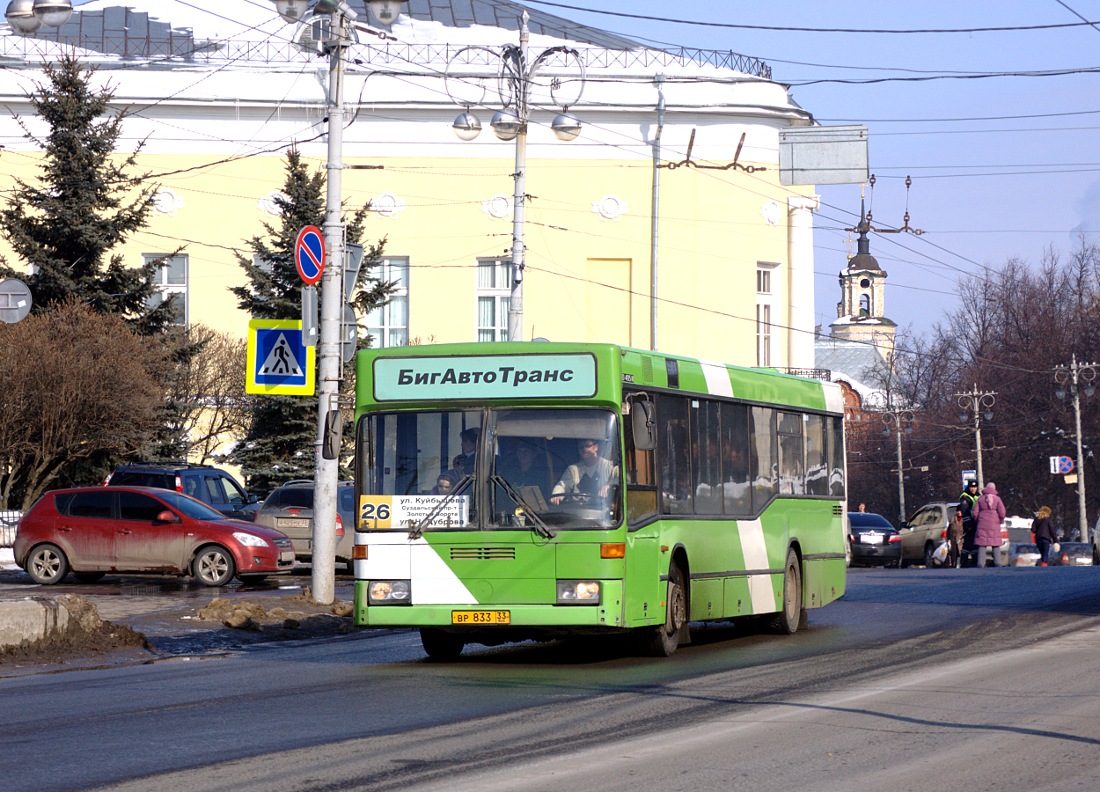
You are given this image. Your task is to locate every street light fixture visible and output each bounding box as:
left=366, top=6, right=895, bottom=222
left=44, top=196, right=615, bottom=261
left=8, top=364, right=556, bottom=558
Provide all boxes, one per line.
left=5, top=0, right=72, bottom=34
left=445, top=11, right=586, bottom=341
left=1054, top=354, right=1098, bottom=544
left=956, top=385, right=996, bottom=491
left=268, top=0, right=406, bottom=605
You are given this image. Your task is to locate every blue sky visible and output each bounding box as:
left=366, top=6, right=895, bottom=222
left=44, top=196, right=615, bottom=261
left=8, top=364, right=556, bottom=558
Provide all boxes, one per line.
left=70, top=0, right=1100, bottom=338
left=520, top=0, right=1100, bottom=338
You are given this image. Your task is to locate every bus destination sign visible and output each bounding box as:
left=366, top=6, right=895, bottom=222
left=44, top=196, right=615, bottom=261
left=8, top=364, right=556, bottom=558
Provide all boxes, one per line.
left=373, top=354, right=597, bottom=401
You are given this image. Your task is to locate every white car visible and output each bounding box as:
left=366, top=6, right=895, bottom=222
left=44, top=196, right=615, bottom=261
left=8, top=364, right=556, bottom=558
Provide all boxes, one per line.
left=1008, top=543, right=1040, bottom=567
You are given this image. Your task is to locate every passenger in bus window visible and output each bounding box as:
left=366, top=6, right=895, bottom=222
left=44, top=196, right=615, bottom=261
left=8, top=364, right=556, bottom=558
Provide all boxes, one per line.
left=499, top=439, right=550, bottom=497
left=451, top=427, right=479, bottom=474
left=550, top=439, right=619, bottom=505
left=431, top=470, right=459, bottom=495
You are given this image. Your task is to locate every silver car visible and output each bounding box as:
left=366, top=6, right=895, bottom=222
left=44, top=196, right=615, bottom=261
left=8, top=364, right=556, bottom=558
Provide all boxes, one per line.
left=253, top=480, right=356, bottom=574
left=899, top=502, right=959, bottom=567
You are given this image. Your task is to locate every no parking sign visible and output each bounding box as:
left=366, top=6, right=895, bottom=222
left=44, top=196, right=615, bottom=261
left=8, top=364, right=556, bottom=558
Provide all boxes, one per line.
left=295, top=225, right=325, bottom=285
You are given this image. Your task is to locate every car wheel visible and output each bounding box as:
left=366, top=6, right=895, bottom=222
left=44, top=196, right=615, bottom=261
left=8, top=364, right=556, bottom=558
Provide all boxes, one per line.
left=769, top=548, right=803, bottom=635
left=638, top=562, right=689, bottom=657
left=72, top=571, right=106, bottom=584
left=420, top=628, right=465, bottom=661
left=26, top=543, right=69, bottom=585
left=193, top=545, right=236, bottom=587
left=923, top=542, right=936, bottom=568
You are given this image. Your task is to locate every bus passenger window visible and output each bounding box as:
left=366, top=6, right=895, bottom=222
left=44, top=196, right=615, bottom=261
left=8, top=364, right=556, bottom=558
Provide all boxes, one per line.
left=692, top=400, right=722, bottom=514
left=721, top=403, right=751, bottom=515
left=777, top=411, right=804, bottom=495
left=750, top=406, right=777, bottom=512
left=805, top=414, right=827, bottom=496
left=828, top=416, right=846, bottom=497
left=659, top=395, right=692, bottom=515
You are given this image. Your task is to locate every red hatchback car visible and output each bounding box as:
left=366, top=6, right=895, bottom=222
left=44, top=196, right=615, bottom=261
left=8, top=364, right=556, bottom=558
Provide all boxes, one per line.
left=14, top=486, right=295, bottom=586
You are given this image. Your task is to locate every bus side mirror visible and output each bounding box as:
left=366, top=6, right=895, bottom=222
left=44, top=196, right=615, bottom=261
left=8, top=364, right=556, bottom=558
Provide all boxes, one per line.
left=630, top=398, right=656, bottom=451
left=322, top=409, right=345, bottom=461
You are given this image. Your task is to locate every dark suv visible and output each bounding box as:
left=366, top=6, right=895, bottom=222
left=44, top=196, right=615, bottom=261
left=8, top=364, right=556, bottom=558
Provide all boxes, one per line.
left=104, top=463, right=260, bottom=521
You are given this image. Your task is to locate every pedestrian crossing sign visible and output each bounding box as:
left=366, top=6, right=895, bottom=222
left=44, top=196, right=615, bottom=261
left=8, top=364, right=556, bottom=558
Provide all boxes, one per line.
left=246, top=319, right=315, bottom=395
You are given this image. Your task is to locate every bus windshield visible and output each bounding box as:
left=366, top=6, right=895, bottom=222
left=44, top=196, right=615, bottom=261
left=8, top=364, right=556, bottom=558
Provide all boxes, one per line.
left=361, top=407, right=622, bottom=531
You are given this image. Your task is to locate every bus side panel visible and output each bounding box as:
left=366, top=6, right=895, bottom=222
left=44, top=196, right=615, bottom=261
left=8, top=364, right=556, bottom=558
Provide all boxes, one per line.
left=624, top=531, right=663, bottom=627
left=772, top=500, right=847, bottom=609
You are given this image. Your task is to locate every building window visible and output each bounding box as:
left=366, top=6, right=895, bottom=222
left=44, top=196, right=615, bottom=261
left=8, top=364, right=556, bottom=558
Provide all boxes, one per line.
left=756, top=263, right=778, bottom=367
left=144, top=253, right=187, bottom=327
left=757, top=268, right=771, bottom=294
left=477, top=257, right=510, bottom=342
left=365, top=257, right=409, bottom=347
left=756, top=304, right=771, bottom=367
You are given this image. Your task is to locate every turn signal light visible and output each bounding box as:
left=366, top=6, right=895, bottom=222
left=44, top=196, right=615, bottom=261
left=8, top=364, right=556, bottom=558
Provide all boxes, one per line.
left=352, top=545, right=368, bottom=560
left=600, top=543, right=625, bottom=559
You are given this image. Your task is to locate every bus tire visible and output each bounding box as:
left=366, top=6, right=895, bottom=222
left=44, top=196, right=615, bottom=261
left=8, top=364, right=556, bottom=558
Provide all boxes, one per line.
left=639, top=562, right=688, bottom=657
left=769, top=548, right=802, bottom=635
left=420, top=628, right=465, bottom=661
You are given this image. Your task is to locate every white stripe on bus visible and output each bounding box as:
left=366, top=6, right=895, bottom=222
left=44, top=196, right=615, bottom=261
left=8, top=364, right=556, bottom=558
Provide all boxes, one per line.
left=361, top=533, right=477, bottom=605
left=738, top=518, right=776, bottom=613
left=700, top=361, right=735, bottom=397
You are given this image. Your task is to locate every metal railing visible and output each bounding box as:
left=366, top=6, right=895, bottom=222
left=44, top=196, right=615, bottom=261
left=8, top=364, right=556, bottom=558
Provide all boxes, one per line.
left=0, top=35, right=770, bottom=78
left=0, top=511, right=20, bottom=549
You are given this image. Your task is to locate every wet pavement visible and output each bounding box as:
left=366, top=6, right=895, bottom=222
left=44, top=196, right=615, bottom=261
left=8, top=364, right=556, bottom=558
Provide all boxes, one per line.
left=0, top=557, right=359, bottom=674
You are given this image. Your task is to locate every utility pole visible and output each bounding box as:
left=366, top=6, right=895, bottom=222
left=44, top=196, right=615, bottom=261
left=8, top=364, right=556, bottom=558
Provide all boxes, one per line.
left=881, top=407, right=914, bottom=523
left=1055, top=355, right=1097, bottom=544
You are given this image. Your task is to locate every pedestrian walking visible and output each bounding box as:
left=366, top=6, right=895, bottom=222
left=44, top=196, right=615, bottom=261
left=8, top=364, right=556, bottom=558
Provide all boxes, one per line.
left=1032, top=506, right=1058, bottom=566
left=972, top=481, right=1007, bottom=567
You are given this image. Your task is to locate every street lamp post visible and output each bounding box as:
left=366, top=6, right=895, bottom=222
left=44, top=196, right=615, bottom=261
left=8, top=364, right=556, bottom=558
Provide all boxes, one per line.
left=956, top=385, right=996, bottom=491
left=881, top=407, right=914, bottom=524
left=447, top=12, right=585, bottom=341
left=271, top=0, right=404, bottom=604
left=1054, top=355, right=1097, bottom=544
left=5, top=0, right=73, bottom=34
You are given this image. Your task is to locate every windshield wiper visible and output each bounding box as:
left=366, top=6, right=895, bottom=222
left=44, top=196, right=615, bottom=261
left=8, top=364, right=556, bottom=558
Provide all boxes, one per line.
left=407, top=474, right=472, bottom=540
left=491, top=475, right=555, bottom=539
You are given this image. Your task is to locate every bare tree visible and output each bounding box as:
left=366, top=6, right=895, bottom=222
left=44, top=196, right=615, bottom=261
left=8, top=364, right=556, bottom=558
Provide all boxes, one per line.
left=162, top=324, right=249, bottom=464
left=0, top=301, right=168, bottom=509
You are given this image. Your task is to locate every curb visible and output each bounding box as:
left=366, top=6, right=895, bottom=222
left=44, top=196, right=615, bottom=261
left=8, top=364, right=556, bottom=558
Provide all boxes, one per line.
left=0, top=597, right=72, bottom=650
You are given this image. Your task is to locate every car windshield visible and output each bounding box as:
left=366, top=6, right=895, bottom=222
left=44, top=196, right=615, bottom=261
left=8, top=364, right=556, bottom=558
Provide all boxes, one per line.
left=849, top=512, right=894, bottom=529
left=361, top=407, right=621, bottom=531
left=155, top=490, right=230, bottom=521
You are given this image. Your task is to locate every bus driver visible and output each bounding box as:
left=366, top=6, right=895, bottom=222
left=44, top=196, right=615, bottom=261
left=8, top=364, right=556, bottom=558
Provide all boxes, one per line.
left=550, top=439, right=619, bottom=505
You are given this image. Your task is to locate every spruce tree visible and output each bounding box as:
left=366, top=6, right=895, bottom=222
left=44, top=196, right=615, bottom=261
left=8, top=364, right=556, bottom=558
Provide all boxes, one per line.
left=230, top=149, right=392, bottom=494
left=0, top=53, right=173, bottom=333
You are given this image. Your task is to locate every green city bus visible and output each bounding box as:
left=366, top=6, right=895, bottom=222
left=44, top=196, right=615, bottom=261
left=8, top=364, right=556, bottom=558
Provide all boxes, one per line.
left=352, top=342, right=847, bottom=659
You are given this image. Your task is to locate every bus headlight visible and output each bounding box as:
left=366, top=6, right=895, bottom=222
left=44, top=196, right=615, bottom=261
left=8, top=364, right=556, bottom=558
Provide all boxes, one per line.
left=368, top=580, right=411, bottom=603
left=556, top=580, right=601, bottom=604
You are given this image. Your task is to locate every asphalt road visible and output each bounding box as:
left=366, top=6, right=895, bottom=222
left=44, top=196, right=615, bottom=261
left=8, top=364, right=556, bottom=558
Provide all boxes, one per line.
left=3, top=566, right=1100, bottom=792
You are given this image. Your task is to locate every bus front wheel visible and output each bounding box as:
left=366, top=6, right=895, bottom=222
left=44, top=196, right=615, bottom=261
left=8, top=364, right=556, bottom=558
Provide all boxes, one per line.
left=769, top=548, right=804, bottom=635
left=420, top=628, right=465, bottom=661
left=639, top=562, right=688, bottom=657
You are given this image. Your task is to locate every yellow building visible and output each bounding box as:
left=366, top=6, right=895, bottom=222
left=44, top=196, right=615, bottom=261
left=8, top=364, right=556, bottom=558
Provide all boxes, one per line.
left=0, top=0, right=823, bottom=368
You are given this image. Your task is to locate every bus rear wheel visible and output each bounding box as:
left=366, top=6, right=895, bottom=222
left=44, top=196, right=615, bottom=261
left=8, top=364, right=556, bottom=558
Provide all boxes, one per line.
left=769, top=548, right=803, bottom=635
left=639, top=562, right=688, bottom=657
left=420, top=628, right=465, bottom=661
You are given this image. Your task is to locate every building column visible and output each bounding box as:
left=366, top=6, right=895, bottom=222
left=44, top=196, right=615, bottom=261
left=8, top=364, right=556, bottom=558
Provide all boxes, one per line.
left=787, top=194, right=820, bottom=370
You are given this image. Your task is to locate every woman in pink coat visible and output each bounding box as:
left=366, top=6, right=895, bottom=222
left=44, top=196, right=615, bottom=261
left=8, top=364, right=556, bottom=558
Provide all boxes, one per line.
left=972, top=482, right=1006, bottom=567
